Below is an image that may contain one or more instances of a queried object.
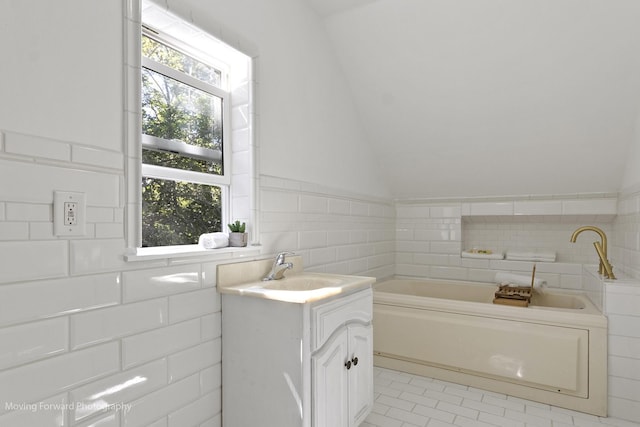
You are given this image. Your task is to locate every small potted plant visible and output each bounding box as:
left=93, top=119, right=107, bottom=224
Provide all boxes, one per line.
left=227, top=220, right=248, bottom=247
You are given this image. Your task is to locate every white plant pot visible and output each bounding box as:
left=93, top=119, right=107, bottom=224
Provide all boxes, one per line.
left=228, top=232, right=248, bottom=247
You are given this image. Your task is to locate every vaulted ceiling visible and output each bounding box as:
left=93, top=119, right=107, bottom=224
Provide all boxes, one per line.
left=304, top=0, right=640, bottom=199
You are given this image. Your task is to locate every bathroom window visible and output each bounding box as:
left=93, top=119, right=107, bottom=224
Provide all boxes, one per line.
left=141, top=31, right=230, bottom=247
left=126, top=0, right=255, bottom=256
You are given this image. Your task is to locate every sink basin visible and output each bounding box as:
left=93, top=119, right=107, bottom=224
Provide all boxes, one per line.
left=261, top=275, right=344, bottom=291
left=221, top=272, right=375, bottom=303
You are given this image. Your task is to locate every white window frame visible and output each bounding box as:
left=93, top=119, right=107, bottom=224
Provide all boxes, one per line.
left=124, top=0, right=258, bottom=260
left=140, top=29, right=231, bottom=246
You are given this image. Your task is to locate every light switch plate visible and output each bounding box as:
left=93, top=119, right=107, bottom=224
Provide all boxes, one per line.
left=54, top=191, right=86, bottom=236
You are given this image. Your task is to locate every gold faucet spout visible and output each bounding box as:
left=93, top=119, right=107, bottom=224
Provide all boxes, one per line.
left=570, top=226, right=615, bottom=279
left=570, top=225, right=607, bottom=249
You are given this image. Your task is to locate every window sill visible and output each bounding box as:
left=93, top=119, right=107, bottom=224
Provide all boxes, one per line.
left=125, top=244, right=261, bottom=262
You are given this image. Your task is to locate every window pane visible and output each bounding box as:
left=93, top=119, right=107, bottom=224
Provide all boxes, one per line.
left=142, top=177, right=222, bottom=247
left=142, top=67, right=223, bottom=175
left=142, top=35, right=222, bottom=87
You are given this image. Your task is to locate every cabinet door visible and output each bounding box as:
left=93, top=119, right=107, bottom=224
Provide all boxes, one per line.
left=348, top=323, right=373, bottom=427
left=312, top=330, right=349, bottom=427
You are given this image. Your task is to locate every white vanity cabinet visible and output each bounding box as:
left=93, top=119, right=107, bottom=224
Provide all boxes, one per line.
left=313, top=322, right=373, bottom=426
left=311, top=291, right=373, bottom=427
left=222, top=287, right=373, bottom=427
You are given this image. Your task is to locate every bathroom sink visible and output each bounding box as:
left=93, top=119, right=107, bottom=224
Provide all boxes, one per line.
left=261, top=274, right=344, bottom=291
left=221, top=272, right=375, bottom=303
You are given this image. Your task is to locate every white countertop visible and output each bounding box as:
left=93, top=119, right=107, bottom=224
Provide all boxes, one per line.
left=218, top=272, right=376, bottom=303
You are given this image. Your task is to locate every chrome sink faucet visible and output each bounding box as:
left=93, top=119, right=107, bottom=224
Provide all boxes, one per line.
left=263, top=251, right=295, bottom=281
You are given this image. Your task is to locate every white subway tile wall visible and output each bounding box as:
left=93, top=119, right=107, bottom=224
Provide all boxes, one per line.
left=609, top=189, right=640, bottom=422
left=0, top=137, right=395, bottom=427
left=0, top=274, right=121, bottom=325
left=0, top=317, right=69, bottom=370
left=0, top=247, right=224, bottom=425
left=229, top=75, right=254, bottom=231
left=464, top=220, right=613, bottom=264
left=69, top=359, right=167, bottom=423
left=70, top=298, right=168, bottom=349
left=604, top=282, right=640, bottom=423
left=0, top=394, right=69, bottom=427
left=0, top=342, right=121, bottom=416
left=0, top=3, right=232, bottom=426
left=259, top=175, right=396, bottom=278
left=614, top=190, right=640, bottom=280
left=396, top=200, right=616, bottom=289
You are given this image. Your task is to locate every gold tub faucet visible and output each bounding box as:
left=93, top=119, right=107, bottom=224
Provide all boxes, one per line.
left=570, top=226, right=616, bottom=279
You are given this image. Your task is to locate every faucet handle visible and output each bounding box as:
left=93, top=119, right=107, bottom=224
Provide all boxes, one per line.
left=275, top=251, right=295, bottom=262
left=593, top=242, right=616, bottom=279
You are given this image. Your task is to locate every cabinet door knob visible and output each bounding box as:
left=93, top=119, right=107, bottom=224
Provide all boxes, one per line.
left=352, top=356, right=358, bottom=366
left=345, top=360, right=352, bottom=370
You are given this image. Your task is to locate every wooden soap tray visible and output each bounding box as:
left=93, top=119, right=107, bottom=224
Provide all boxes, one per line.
left=493, top=285, right=533, bottom=307
left=495, top=284, right=532, bottom=299
left=492, top=264, right=536, bottom=307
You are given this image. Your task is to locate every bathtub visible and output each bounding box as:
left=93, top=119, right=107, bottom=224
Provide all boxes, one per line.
left=373, top=278, right=608, bottom=416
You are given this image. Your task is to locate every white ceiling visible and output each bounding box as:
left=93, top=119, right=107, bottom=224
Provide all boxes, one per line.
left=304, top=0, right=378, bottom=17
left=305, top=0, right=640, bottom=199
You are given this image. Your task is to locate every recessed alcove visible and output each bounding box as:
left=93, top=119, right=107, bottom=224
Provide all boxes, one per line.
left=459, top=197, right=617, bottom=265
left=395, top=197, right=618, bottom=288
left=462, top=215, right=615, bottom=264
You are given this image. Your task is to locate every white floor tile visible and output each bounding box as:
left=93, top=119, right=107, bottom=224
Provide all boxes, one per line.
left=443, top=386, right=484, bottom=402
left=376, top=385, right=404, bottom=398
left=377, top=395, right=415, bottom=412
left=436, top=401, right=478, bottom=420
left=364, top=368, right=640, bottom=427
left=366, top=412, right=403, bottom=427
left=460, top=398, right=505, bottom=417
left=480, top=395, right=525, bottom=412
left=398, top=391, right=438, bottom=409
left=601, top=418, right=640, bottom=427
left=386, top=407, right=429, bottom=426
left=452, top=416, right=497, bottom=427
left=526, top=405, right=574, bottom=424
left=390, top=381, right=430, bottom=395
left=503, top=408, right=552, bottom=427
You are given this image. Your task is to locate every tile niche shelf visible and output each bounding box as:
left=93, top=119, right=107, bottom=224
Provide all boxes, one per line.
left=460, top=197, right=618, bottom=270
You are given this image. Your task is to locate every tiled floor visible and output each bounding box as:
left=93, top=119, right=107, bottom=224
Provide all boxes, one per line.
left=364, top=367, right=640, bottom=427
